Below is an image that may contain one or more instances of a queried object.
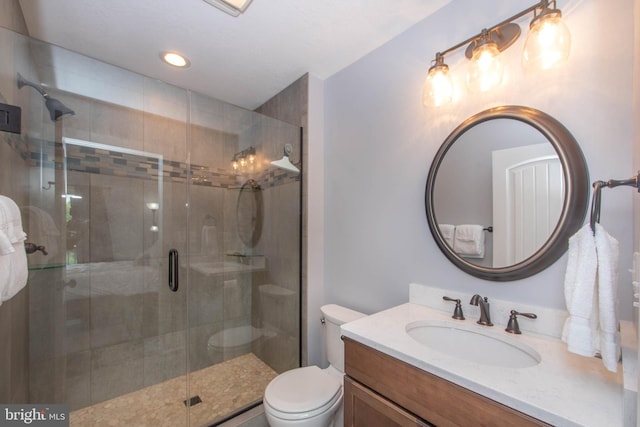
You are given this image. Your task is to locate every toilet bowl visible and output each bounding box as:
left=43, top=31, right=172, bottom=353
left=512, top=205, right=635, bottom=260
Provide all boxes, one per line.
left=263, top=304, right=366, bottom=427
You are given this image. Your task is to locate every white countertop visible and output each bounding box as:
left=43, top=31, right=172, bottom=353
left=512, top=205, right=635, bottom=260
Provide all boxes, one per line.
left=341, top=302, right=624, bottom=427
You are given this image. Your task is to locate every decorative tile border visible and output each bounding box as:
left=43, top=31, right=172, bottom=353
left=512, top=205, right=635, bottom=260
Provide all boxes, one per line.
left=21, top=138, right=299, bottom=190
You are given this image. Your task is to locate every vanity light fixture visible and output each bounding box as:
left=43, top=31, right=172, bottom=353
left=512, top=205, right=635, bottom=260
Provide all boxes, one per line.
left=423, top=0, right=570, bottom=106
left=231, top=147, right=256, bottom=172
left=202, top=0, right=253, bottom=17
left=161, top=51, right=191, bottom=68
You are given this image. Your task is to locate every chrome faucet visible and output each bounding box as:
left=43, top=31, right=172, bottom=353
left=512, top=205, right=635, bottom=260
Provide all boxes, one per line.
left=469, top=294, right=493, bottom=326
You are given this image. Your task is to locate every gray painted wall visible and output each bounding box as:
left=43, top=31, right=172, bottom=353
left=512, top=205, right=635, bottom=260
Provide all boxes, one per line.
left=322, top=0, right=635, bottom=324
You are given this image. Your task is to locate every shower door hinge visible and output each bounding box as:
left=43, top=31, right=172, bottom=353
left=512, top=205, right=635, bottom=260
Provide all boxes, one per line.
left=0, top=103, right=21, bottom=134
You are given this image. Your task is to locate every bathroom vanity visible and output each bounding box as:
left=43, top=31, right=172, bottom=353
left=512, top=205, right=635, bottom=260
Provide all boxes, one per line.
left=343, top=337, right=547, bottom=426
left=340, top=287, right=625, bottom=427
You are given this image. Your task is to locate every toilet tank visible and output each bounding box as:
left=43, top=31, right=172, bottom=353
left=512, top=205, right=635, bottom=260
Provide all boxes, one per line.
left=321, top=304, right=366, bottom=373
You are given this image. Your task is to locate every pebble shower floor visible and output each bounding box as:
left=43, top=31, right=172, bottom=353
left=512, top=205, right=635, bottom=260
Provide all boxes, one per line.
left=69, top=353, right=277, bottom=426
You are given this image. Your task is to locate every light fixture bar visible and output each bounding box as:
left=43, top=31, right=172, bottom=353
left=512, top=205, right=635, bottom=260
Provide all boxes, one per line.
left=435, top=0, right=554, bottom=59
left=424, top=0, right=569, bottom=107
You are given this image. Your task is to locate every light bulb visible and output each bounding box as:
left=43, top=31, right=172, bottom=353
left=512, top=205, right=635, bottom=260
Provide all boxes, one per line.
left=423, top=63, right=453, bottom=107
left=466, top=42, right=504, bottom=93
left=248, top=153, right=256, bottom=164
left=523, top=10, right=571, bottom=70
left=231, top=160, right=239, bottom=170
left=239, top=157, right=247, bottom=167
left=150, top=225, right=159, bottom=232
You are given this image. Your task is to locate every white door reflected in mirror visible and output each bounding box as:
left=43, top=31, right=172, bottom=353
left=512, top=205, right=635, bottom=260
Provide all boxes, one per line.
left=492, top=143, right=564, bottom=267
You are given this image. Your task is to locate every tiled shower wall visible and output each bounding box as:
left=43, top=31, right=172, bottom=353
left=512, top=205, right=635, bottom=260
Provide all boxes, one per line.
left=255, top=74, right=308, bottom=365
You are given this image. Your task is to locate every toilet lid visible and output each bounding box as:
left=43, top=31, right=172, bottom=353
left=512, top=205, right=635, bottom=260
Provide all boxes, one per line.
left=264, top=366, right=341, bottom=414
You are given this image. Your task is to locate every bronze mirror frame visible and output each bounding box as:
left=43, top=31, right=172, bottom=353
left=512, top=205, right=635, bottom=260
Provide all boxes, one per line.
left=425, top=105, right=589, bottom=281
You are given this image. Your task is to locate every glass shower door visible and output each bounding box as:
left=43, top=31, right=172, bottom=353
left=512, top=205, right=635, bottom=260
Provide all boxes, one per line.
left=23, top=83, right=191, bottom=425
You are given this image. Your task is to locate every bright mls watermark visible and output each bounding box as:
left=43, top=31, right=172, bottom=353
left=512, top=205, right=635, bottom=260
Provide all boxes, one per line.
left=0, top=405, right=68, bottom=426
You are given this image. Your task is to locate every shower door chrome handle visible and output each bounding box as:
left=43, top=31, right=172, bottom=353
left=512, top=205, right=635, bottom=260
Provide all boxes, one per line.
left=168, top=249, right=179, bottom=292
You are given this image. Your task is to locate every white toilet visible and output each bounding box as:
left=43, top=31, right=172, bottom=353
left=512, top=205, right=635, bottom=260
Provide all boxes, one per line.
left=263, top=304, right=366, bottom=427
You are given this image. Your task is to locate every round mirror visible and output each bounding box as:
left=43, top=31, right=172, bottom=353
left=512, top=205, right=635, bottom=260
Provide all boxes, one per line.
left=425, top=106, right=589, bottom=281
left=236, top=179, right=263, bottom=247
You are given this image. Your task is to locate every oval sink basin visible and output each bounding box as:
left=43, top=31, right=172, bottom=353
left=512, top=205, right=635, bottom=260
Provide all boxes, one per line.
left=405, top=320, right=541, bottom=368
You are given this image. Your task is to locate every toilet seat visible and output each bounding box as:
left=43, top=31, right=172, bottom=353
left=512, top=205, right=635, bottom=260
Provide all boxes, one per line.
left=264, top=366, right=342, bottom=421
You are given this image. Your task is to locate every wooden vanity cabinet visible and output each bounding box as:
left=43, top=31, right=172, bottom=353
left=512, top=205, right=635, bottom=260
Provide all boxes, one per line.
left=343, top=337, right=551, bottom=427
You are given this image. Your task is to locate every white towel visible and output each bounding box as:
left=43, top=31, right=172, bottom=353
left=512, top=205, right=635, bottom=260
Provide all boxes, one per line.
left=0, top=230, right=13, bottom=255
left=0, top=195, right=26, bottom=245
left=439, top=224, right=455, bottom=247
left=562, top=223, right=620, bottom=372
left=0, top=195, right=28, bottom=305
left=201, top=225, right=218, bottom=255
left=453, top=224, right=485, bottom=258
left=561, top=224, right=597, bottom=357
left=594, top=223, right=620, bottom=372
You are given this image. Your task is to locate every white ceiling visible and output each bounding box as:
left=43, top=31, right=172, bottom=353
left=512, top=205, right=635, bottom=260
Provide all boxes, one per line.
left=18, top=0, right=450, bottom=110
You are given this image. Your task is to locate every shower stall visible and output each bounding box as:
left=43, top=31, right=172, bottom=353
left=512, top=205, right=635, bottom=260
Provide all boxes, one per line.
left=0, top=27, right=301, bottom=426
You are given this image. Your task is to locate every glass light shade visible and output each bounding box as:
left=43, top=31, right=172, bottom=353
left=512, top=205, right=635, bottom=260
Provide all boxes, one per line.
left=466, top=42, right=504, bottom=93
left=231, top=160, right=239, bottom=170
left=423, top=64, right=454, bottom=107
left=523, top=10, right=571, bottom=70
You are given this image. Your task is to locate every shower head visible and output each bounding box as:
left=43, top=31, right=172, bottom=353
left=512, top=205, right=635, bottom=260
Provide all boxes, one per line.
left=44, top=97, right=75, bottom=122
left=270, top=144, right=300, bottom=173
left=17, top=73, right=75, bottom=122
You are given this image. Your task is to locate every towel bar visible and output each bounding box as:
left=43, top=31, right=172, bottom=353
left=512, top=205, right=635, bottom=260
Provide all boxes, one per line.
left=590, top=171, right=640, bottom=233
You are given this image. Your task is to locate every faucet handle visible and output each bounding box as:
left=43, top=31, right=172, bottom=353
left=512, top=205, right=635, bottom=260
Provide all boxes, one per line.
left=442, top=296, right=465, bottom=320
left=505, top=310, right=537, bottom=334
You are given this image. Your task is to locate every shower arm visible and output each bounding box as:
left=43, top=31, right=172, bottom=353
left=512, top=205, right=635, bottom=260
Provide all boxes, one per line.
left=17, top=73, right=49, bottom=98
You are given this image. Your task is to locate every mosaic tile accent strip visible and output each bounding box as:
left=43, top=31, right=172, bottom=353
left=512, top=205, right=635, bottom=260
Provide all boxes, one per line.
left=69, top=353, right=277, bottom=427
left=1, top=128, right=30, bottom=161
left=22, top=139, right=299, bottom=190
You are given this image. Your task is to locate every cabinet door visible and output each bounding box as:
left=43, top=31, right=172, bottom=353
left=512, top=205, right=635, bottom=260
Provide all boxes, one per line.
left=344, top=376, right=432, bottom=427
left=344, top=338, right=551, bottom=427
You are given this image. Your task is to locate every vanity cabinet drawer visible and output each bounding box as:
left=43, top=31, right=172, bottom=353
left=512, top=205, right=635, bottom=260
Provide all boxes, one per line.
left=344, top=376, right=432, bottom=427
left=344, top=337, right=551, bottom=427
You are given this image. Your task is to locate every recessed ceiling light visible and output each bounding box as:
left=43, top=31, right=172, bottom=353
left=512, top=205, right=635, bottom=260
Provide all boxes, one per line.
left=161, top=51, right=191, bottom=68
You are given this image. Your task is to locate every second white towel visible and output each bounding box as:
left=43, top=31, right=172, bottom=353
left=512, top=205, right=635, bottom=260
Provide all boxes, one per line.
left=453, top=224, right=485, bottom=258
left=594, top=223, right=620, bottom=372
left=562, top=223, right=620, bottom=372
